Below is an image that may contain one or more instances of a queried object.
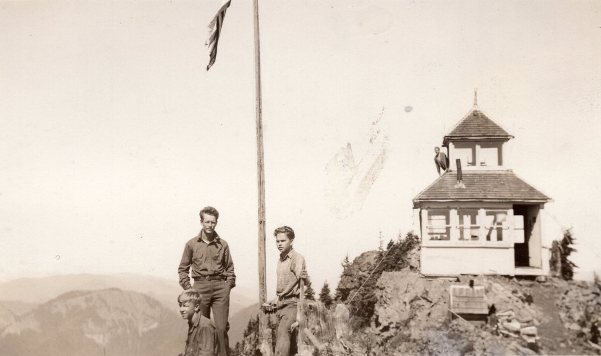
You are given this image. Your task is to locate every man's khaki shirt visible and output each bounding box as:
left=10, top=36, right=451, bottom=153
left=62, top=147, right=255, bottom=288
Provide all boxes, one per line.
left=178, top=230, right=235, bottom=290
left=276, top=249, right=306, bottom=298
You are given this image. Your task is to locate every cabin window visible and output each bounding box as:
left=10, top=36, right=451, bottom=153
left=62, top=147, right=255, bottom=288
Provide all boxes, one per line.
left=427, top=210, right=450, bottom=240
left=458, top=209, right=479, bottom=240
left=479, top=143, right=501, bottom=167
left=484, top=211, right=507, bottom=241
left=454, top=142, right=476, bottom=167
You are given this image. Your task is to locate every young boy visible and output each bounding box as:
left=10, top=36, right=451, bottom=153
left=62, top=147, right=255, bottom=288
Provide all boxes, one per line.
left=178, top=289, right=220, bottom=356
left=264, top=226, right=310, bottom=356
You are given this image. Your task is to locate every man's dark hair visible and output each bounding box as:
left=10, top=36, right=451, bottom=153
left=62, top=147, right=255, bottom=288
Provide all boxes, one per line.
left=274, top=226, right=295, bottom=240
left=199, top=206, right=219, bottom=221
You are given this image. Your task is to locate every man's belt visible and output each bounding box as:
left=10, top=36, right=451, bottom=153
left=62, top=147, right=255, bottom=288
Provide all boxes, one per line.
left=193, top=275, right=227, bottom=281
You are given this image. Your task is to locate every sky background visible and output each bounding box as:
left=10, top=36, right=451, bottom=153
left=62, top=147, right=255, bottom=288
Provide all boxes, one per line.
left=1, top=0, right=600, bottom=296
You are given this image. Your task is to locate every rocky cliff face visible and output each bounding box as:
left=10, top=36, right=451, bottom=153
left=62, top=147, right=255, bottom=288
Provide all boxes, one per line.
left=340, top=239, right=601, bottom=355
left=374, top=270, right=450, bottom=341
left=335, top=234, right=420, bottom=328
left=0, top=288, right=186, bottom=356
left=355, top=270, right=601, bottom=355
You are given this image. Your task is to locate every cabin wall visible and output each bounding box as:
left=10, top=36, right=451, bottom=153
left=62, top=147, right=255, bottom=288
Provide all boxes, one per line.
left=421, top=245, right=515, bottom=275
left=418, top=202, right=548, bottom=276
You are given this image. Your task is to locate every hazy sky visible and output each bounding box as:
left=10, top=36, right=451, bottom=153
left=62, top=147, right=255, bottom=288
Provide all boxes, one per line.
left=1, top=0, right=600, bottom=295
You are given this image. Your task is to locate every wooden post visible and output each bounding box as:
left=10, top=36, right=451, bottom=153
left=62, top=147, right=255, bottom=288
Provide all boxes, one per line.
left=297, top=279, right=305, bottom=352
left=252, top=0, right=272, bottom=354
left=454, top=159, right=465, bottom=189
left=450, top=208, right=459, bottom=241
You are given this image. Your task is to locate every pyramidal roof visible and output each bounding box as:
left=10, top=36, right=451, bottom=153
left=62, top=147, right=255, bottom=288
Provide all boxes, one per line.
left=443, top=109, right=513, bottom=145
left=413, top=171, right=551, bottom=206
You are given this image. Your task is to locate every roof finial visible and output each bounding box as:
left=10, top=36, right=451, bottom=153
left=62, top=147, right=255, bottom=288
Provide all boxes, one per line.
left=473, top=88, right=478, bottom=109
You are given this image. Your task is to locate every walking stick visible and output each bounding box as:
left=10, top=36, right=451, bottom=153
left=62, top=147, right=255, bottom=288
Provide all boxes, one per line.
left=296, top=278, right=305, bottom=352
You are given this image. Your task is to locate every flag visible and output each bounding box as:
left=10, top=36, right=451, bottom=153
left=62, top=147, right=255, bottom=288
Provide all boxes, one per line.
left=206, top=0, right=231, bottom=71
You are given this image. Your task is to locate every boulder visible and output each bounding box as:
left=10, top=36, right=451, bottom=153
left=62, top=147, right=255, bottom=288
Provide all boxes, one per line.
left=373, top=270, right=449, bottom=340
left=502, top=320, right=522, bottom=333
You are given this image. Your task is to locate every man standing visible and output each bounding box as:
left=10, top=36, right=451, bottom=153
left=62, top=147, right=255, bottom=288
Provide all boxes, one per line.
left=434, top=146, right=448, bottom=175
left=263, top=226, right=310, bottom=356
left=179, top=206, right=235, bottom=356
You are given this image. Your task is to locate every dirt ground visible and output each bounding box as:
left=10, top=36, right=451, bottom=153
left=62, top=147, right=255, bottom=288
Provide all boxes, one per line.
left=529, top=281, right=578, bottom=355
left=529, top=280, right=601, bottom=355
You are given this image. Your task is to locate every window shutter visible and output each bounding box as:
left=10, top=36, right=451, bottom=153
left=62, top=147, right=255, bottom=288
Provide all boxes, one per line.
left=514, top=215, right=525, bottom=243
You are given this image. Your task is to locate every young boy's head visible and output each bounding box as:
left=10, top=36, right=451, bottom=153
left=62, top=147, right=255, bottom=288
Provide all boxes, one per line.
left=178, top=289, right=202, bottom=322
left=274, top=226, right=295, bottom=254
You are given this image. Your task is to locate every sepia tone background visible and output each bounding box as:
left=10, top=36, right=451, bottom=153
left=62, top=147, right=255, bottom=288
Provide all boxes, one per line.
left=1, top=0, right=600, bottom=352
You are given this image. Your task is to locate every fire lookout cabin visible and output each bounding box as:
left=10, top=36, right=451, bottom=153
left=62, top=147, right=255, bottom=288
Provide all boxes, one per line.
left=413, top=102, right=551, bottom=277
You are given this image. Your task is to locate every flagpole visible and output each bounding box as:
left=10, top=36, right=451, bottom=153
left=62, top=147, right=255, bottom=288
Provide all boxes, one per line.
left=252, top=0, right=272, bottom=355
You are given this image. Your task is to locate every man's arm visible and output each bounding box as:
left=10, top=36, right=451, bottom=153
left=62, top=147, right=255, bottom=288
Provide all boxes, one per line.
left=178, top=242, right=193, bottom=290
left=223, top=244, right=236, bottom=289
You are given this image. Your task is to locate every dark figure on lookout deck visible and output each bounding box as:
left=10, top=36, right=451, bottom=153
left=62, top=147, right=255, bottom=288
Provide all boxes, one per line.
left=178, top=206, right=235, bottom=356
left=434, top=146, right=448, bottom=175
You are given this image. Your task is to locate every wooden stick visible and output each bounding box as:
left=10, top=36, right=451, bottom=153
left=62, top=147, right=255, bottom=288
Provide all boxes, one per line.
left=303, top=328, right=326, bottom=351
left=297, top=278, right=305, bottom=350
left=588, top=341, right=601, bottom=351
left=252, top=0, right=271, bottom=355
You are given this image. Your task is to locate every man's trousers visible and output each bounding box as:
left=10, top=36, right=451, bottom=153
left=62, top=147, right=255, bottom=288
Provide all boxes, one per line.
left=275, top=302, right=297, bottom=356
left=193, top=280, right=230, bottom=356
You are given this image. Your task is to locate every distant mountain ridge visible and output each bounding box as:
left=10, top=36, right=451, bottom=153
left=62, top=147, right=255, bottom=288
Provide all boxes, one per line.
left=229, top=303, right=259, bottom=346
left=0, top=273, right=257, bottom=345
left=0, top=273, right=254, bottom=313
left=0, top=288, right=187, bottom=356
left=0, top=304, right=17, bottom=331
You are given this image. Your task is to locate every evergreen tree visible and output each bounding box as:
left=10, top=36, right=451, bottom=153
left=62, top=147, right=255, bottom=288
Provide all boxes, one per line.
left=319, top=281, right=334, bottom=308
left=304, top=283, right=316, bottom=300
left=336, top=253, right=355, bottom=302
left=386, top=239, right=394, bottom=251
left=233, top=315, right=260, bottom=355
left=341, top=254, right=351, bottom=270
left=231, top=342, right=243, bottom=356
left=344, top=231, right=421, bottom=327
left=334, top=287, right=342, bottom=302
left=560, top=228, right=577, bottom=280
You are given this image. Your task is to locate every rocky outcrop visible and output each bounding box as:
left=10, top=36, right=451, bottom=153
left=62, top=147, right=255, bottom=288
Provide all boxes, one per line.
left=557, top=279, right=601, bottom=339
left=374, top=270, right=449, bottom=341
left=366, top=270, right=601, bottom=355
